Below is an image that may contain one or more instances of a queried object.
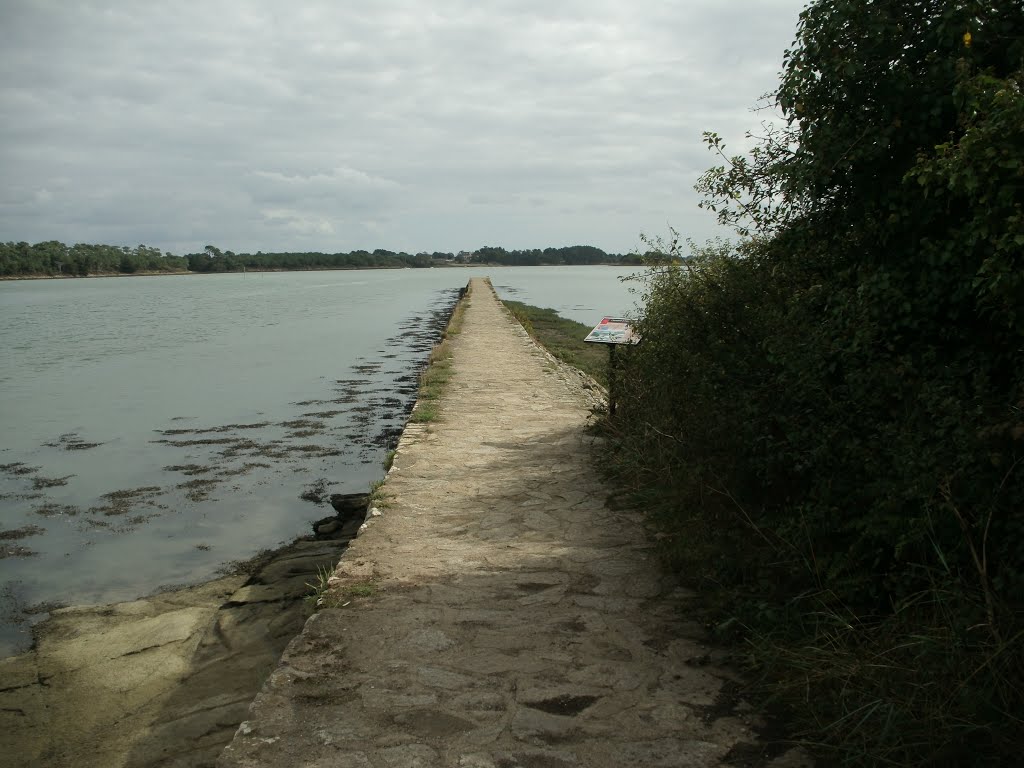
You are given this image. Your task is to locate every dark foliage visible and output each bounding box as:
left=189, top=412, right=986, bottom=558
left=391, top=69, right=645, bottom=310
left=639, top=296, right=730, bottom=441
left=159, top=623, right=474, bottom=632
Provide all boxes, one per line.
left=471, top=245, right=640, bottom=266
left=0, top=241, right=187, bottom=276
left=605, top=2, right=1024, bottom=764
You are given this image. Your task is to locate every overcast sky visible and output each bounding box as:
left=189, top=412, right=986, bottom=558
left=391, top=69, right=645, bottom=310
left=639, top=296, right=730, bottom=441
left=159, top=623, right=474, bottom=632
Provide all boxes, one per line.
left=0, top=1, right=807, bottom=255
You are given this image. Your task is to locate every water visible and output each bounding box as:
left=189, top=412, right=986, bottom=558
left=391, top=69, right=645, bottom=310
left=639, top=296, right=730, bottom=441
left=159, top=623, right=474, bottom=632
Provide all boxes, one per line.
left=0, top=266, right=640, bottom=654
left=488, top=266, right=643, bottom=325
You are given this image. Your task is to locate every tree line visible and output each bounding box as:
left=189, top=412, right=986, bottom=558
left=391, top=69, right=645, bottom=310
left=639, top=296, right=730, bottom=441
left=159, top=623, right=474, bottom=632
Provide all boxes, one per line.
left=0, top=241, right=639, bottom=277
left=607, top=1, right=1023, bottom=765
left=0, top=241, right=187, bottom=276
left=470, top=245, right=643, bottom=266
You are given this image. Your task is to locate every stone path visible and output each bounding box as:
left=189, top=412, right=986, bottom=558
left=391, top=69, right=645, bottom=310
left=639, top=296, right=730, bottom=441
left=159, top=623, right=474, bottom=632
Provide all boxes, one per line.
left=218, top=278, right=806, bottom=768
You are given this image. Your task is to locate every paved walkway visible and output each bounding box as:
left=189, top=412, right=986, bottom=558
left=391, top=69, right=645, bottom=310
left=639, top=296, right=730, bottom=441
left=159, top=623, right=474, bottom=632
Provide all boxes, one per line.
left=218, top=278, right=803, bottom=768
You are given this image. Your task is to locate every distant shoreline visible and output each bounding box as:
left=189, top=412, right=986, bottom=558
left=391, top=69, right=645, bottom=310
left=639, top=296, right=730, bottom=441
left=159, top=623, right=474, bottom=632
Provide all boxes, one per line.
left=0, top=263, right=639, bottom=281
left=0, top=269, right=194, bottom=280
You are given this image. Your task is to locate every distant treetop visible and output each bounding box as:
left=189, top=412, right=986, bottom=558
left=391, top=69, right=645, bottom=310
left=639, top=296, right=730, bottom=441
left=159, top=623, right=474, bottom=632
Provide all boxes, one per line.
left=0, top=241, right=644, bottom=277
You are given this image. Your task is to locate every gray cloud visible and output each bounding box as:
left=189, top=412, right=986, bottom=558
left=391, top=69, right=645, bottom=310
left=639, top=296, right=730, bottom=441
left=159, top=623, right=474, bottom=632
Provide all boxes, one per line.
left=0, top=0, right=805, bottom=254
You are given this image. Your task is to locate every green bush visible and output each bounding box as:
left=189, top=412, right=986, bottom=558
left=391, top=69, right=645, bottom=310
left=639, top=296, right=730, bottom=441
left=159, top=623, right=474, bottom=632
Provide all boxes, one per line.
left=605, top=2, right=1024, bottom=764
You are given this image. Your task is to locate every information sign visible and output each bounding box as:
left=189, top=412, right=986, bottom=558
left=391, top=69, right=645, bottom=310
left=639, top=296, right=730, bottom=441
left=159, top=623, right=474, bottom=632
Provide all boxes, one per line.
left=584, top=317, right=640, bottom=345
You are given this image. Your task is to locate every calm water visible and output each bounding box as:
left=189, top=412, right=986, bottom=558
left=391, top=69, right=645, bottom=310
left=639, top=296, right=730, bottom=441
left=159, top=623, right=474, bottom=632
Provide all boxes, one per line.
left=0, top=266, right=639, bottom=654
left=488, top=266, right=642, bottom=324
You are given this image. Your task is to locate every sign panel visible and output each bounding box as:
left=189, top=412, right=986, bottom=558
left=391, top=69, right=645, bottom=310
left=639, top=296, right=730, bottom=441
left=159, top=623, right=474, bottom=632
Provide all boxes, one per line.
left=584, top=317, right=641, bottom=345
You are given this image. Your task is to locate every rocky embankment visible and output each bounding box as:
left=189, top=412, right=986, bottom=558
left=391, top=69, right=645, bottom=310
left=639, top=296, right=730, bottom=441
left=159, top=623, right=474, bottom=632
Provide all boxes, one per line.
left=0, top=493, right=368, bottom=768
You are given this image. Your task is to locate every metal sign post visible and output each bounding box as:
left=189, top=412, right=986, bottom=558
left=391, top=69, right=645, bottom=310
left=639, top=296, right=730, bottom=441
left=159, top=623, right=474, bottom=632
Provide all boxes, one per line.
left=583, top=317, right=640, bottom=416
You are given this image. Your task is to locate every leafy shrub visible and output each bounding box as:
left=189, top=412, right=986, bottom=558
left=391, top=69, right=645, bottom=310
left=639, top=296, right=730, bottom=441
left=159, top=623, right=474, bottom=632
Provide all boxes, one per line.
left=605, top=2, right=1024, bottom=764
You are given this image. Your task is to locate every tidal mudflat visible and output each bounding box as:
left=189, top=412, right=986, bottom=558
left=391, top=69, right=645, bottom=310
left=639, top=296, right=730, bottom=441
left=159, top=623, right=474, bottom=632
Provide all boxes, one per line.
left=0, top=271, right=470, bottom=655
left=0, top=274, right=465, bottom=767
left=0, top=514, right=365, bottom=768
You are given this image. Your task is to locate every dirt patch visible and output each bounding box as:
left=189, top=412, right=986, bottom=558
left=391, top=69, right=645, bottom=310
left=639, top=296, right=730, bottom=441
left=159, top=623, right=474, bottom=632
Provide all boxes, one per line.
left=32, top=502, right=81, bottom=517
left=0, top=492, right=43, bottom=501
left=0, top=462, right=39, bottom=476
left=289, top=443, right=331, bottom=453
left=156, top=436, right=247, bottom=447
left=279, top=419, right=325, bottom=430
left=177, top=477, right=220, bottom=502
left=31, top=474, right=73, bottom=490
left=218, top=439, right=266, bottom=458
left=88, top=486, right=163, bottom=516
left=1, top=543, right=37, bottom=559
left=163, top=463, right=212, bottom=475
left=300, top=479, right=328, bottom=504
left=217, top=461, right=271, bottom=477
left=44, top=433, right=104, bottom=450
left=0, top=524, right=45, bottom=541
left=156, top=422, right=271, bottom=436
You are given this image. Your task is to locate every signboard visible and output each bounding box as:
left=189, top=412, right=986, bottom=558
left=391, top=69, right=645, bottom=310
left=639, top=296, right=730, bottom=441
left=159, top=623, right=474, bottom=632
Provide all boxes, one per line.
left=584, top=317, right=640, bottom=345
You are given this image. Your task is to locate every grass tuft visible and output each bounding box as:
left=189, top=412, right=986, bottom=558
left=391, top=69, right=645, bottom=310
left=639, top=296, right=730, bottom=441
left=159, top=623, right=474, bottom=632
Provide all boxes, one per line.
left=409, top=282, right=471, bottom=424
left=368, top=477, right=392, bottom=509
left=304, top=564, right=335, bottom=609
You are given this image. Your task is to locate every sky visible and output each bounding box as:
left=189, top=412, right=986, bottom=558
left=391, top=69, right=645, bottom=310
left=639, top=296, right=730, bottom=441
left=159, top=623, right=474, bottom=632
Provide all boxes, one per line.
left=0, top=1, right=808, bottom=256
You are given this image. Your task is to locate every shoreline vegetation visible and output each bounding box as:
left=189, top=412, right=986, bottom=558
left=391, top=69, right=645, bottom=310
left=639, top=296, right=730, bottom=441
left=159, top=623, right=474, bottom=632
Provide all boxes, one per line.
left=0, top=241, right=653, bottom=279
left=501, top=299, right=610, bottom=388
left=408, top=281, right=471, bottom=425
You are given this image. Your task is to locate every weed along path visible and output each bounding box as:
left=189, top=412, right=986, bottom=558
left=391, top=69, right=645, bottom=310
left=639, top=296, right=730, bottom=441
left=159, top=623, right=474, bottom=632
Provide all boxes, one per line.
left=219, top=278, right=806, bottom=768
